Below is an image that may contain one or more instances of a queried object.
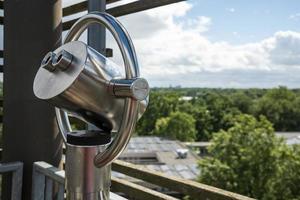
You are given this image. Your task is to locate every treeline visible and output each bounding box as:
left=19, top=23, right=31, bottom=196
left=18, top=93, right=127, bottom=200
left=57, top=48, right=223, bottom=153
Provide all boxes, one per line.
left=136, top=86, right=300, bottom=141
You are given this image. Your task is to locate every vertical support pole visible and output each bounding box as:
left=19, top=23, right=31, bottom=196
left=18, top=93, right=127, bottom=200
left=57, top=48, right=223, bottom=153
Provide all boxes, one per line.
left=88, top=0, right=106, bottom=54
left=86, top=3, right=112, bottom=200
left=3, top=0, right=63, bottom=199
left=87, top=1, right=106, bottom=129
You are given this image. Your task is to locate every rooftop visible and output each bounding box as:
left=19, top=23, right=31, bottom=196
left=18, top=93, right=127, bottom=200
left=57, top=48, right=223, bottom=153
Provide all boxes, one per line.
left=115, top=136, right=200, bottom=180
left=275, top=132, right=300, bottom=145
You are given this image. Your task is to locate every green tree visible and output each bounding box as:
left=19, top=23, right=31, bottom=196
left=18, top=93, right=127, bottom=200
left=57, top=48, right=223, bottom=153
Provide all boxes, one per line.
left=193, top=92, right=241, bottom=140
left=198, top=114, right=300, bottom=199
left=264, top=144, right=300, bottom=200
left=254, top=86, right=300, bottom=131
left=230, top=91, right=253, bottom=114
left=154, top=111, right=196, bottom=141
left=192, top=107, right=214, bottom=141
left=136, top=91, right=180, bottom=135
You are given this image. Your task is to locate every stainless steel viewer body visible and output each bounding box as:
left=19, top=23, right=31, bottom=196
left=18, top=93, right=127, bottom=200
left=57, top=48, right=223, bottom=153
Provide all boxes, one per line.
left=34, top=40, right=126, bottom=132
left=33, top=12, right=149, bottom=200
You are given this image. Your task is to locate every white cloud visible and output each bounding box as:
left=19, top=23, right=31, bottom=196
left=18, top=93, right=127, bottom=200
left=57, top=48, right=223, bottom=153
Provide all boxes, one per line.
left=289, top=13, right=300, bottom=20
left=267, top=31, right=300, bottom=66
left=226, top=8, right=235, bottom=13
left=105, top=2, right=300, bottom=87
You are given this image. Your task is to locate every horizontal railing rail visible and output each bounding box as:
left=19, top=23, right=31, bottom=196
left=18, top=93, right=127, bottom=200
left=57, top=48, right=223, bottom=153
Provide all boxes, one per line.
left=63, top=0, right=122, bottom=17
left=112, top=160, right=255, bottom=200
left=0, top=155, right=254, bottom=200
left=62, top=0, right=185, bottom=30
left=111, top=176, right=179, bottom=200
left=63, top=0, right=184, bottom=18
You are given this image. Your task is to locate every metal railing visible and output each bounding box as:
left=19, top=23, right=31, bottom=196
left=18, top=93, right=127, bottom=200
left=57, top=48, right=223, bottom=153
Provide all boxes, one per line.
left=0, top=162, right=23, bottom=200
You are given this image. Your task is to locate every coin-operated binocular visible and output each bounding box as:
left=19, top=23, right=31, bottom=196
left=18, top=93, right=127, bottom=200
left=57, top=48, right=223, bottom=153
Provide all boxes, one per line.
left=33, top=12, right=149, bottom=200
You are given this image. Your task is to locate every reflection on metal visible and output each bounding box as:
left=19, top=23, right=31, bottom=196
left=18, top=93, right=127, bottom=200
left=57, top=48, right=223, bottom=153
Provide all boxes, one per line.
left=32, top=161, right=127, bottom=200
left=56, top=12, right=149, bottom=167
left=33, top=12, right=149, bottom=200
left=66, top=143, right=111, bottom=200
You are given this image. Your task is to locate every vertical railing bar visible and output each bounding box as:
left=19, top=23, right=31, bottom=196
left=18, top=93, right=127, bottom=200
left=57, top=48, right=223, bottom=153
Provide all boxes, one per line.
left=32, top=165, right=46, bottom=200
left=57, top=183, right=65, bottom=200
left=11, top=163, right=23, bottom=200
left=45, top=177, right=53, bottom=200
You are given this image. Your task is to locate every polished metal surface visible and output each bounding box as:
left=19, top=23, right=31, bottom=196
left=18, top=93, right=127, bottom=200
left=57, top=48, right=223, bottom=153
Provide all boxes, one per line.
left=109, top=78, right=150, bottom=101
left=33, top=161, right=127, bottom=200
left=41, top=52, right=56, bottom=72
left=53, top=12, right=149, bottom=167
left=53, top=50, right=73, bottom=70
left=66, top=144, right=111, bottom=200
left=34, top=41, right=126, bottom=132
left=33, top=12, right=149, bottom=200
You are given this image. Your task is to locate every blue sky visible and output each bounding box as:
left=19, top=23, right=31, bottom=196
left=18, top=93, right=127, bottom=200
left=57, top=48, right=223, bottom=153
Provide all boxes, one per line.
left=65, top=0, right=300, bottom=88
left=186, top=0, right=300, bottom=44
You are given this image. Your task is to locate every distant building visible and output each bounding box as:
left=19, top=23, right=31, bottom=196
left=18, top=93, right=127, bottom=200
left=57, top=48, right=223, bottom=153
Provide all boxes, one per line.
left=275, top=132, right=300, bottom=145
left=179, top=96, right=193, bottom=101
left=184, top=141, right=211, bottom=156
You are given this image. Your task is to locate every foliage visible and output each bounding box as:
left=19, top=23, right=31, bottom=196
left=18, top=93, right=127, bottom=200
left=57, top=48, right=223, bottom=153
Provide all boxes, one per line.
left=198, top=114, right=300, bottom=200
left=135, top=91, right=180, bottom=135
left=254, top=86, right=300, bottom=131
left=154, top=111, right=196, bottom=141
left=194, top=92, right=241, bottom=139
left=136, top=86, right=300, bottom=141
left=192, top=106, right=214, bottom=141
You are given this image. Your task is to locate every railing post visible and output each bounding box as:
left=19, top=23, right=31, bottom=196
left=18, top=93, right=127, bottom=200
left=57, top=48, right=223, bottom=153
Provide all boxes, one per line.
left=0, top=162, right=24, bottom=200
left=32, top=162, right=66, bottom=200
left=32, top=165, right=46, bottom=200
left=11, top=163, right=23, bottom=200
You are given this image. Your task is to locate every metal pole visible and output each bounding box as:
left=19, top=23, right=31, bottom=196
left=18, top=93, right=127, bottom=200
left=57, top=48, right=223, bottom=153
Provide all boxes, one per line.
left=88, top=0, right=106, bottom=53
left=87, top=0, right=106, bottom=131
left=2, top=0, right=62, bottom=199
left=85, top=2, right=112, bottom=200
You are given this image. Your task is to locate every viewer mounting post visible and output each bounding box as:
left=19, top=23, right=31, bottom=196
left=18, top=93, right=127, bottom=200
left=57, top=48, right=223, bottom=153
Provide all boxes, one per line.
left=2, top=0, right=63, bottom=199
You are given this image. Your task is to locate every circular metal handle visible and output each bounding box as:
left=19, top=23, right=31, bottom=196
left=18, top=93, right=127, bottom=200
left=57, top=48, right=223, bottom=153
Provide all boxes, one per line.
left=56, top=12, right=141, bottom=167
